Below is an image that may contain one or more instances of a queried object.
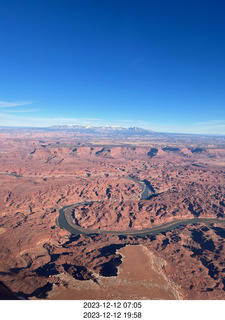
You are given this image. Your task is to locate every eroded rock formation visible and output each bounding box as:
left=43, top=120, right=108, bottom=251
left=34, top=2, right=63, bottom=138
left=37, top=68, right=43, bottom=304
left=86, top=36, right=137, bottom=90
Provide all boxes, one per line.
left=0, top=128, right=225, bottom=299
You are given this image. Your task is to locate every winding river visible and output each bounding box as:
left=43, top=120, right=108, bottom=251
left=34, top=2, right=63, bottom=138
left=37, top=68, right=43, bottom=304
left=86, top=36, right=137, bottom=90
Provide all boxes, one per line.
left=57, top=178, right=225, bottom=237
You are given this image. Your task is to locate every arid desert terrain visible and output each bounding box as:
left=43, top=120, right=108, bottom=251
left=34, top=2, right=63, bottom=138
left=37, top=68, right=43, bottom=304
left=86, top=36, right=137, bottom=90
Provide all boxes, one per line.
left=1, top=127, right=225, bottom=300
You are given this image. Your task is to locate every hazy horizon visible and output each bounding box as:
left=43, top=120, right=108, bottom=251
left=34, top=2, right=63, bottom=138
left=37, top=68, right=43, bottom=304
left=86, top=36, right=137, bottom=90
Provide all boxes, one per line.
left=1, top=123, right=225, bottom=137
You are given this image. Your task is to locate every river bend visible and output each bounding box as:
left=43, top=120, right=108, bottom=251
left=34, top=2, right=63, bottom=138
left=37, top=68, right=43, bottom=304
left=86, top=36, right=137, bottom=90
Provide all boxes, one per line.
left=57, top=178, right=225, bottom=237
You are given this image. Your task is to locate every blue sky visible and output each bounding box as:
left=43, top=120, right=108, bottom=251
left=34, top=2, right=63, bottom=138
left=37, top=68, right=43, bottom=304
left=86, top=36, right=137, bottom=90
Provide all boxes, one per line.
left=0, top=0, right=225, bottom=134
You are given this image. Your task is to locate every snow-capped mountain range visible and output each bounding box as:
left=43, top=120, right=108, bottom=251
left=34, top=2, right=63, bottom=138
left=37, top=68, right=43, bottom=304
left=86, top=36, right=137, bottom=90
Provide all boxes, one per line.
left=49, top=124, right=154, bottom=135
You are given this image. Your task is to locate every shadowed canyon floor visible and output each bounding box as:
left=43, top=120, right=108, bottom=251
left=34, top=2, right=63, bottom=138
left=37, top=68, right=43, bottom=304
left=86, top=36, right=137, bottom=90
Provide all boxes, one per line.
left=48, top=245, right=180, bottom=300
left=1, top=128, right=225, bottom=299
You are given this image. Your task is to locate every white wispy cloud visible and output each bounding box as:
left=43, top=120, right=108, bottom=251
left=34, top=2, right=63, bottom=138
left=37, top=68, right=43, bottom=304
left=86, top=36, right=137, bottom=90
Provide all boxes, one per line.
left=0, top=100, right=32, bottom=108
left=113, top=119, right=151, bottom=127
left=4, top=109, right=38, bottom=113
left=0, top=114, right=153, bottom=129
left=196, top=120, right=225, bottom=126
left=0, top=114, right=102, bottom=127
left=147, top=121, right=225, bottom=135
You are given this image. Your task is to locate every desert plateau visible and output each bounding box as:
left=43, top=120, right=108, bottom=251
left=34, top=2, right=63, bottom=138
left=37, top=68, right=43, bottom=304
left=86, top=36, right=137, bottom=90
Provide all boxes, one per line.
left=1, top=126, right=225, bottom=300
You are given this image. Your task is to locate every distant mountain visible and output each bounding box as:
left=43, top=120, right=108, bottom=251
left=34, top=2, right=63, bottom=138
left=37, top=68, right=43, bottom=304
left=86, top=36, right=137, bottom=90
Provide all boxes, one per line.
left=48, top=124, right=154, bottom=135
